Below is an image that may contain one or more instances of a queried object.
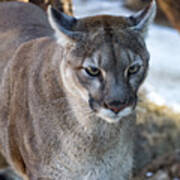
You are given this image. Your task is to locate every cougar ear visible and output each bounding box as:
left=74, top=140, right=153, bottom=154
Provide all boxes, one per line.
left=129, top=0, right=156, bottom=38
left=47, top=6, right=82, bottom=45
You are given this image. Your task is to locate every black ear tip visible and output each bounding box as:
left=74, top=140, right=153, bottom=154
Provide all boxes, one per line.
left=48, top=4, right=77, bottom=33
left=48, top=5, right=64, bottom=20
left=50, top=6, right=62, bottom=20
left=129, top=16, right=137, bottom=25
left=129, top=0, right=156, bottom=26
left=48, top=5, right=76, bottom=23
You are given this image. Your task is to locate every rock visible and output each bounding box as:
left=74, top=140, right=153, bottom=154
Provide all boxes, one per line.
left=149, top=170, right=170, bottom=180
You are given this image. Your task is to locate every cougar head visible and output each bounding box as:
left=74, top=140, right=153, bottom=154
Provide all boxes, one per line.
left=48, top=0, right=156, bottom=123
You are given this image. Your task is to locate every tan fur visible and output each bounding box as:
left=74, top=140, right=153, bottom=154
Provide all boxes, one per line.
left=0, top=1, right=155, bottom=180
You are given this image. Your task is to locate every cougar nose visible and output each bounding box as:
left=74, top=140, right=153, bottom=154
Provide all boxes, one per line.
left=104, top=101, right=128, bottom=113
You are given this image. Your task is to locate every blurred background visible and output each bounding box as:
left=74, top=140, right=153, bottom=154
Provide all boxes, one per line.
left=0, top=0, right=180, bottom=179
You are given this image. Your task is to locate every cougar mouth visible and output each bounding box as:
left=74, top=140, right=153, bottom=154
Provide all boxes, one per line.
left=89, top=98, right=136, bottom=123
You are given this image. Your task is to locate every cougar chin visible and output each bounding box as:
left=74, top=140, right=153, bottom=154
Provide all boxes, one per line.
left=98, top=107, right=133, bottom=123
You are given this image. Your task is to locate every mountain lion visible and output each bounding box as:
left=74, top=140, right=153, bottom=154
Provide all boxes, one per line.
left=0, top=0, right=156, bottom=179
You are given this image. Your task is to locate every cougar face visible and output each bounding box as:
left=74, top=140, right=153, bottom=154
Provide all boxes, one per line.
left=61, top=27, right=149, bottom=123
left=48, top=1, right=155, bottom=123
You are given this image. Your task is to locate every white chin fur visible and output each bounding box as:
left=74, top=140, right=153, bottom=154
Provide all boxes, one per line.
left=98, top=107, right=133, bottom=123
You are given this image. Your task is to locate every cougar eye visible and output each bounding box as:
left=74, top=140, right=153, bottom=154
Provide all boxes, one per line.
left=128, top=64, right=140, bottom=75
left=85, top=66, right=101, bottom=77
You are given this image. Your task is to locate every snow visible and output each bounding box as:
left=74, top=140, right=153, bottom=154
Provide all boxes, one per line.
left=145, top=25, right=180, bottom=112
left=74, top=0, right=131, bottom=17
left=73, top=0, right=180, bottom=112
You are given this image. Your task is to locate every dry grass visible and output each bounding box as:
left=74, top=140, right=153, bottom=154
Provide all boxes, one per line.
left=0, top=0, right=73, bottom=15
left=158, top=0, right=180, bottom=32
left=134, top=94, right=180, bottom=174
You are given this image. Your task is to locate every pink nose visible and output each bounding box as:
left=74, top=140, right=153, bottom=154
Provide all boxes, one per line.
left=104, top=102, right=128, bottom=113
